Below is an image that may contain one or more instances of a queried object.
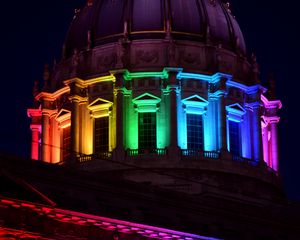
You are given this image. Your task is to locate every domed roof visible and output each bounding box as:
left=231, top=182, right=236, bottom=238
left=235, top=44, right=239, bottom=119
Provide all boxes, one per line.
left=64, top=0, right=246, bottom=58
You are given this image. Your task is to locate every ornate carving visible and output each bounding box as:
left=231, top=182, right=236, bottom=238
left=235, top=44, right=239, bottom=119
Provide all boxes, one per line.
left=179, top=50, right=200, bottom=66
left=224, top=2, right=232, bottom=13
left=97, top=53, right=117, bottom=70
left=209, top=0, right=216, bottom=6
left=136, top=50, right=159, bottom=65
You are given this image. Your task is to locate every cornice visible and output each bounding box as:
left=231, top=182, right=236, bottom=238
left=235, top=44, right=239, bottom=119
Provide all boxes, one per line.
left=261, top=95, right=283, bottom=109
left=35, top=86, right=69, bottom=102
left=27, top=108, right=42, bottom=118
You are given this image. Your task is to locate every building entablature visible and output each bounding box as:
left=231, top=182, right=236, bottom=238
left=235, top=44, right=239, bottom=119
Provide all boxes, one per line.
left=35, top=86, right=69, bottom=102
left=27, top=108, right=42, bottom=118
left=262, top=116, right=280, bottom=125
left=261, top=95, right=282, bottom=111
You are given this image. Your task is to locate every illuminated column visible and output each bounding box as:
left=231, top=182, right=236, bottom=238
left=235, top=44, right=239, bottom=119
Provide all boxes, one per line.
left=116, top=89, right=124, bottom=150
left=169, top=88, right=178, bottom=147
left=261, top=95, right=282, bottom=170
left=81, top=102, right=93, bottom=155
left=261, top=121, right=270, bottom=166
left=218, top=82, right=227, bottom=152
left=51, top=115, right=60, bottom=163
left=241, top=106, right=252, bottom=159
left=70, top=97, right=80, bottom=161
left=206, top=96, right=218, bottom=151
left=27, top=108, right=42, bottom=160
left=30, top=125, right=40, bottom=160
left=263, top=126, right=269, bottom=165
left=41, top=110, right=51, bottom=162
left=113, top=71, right=125, bottom=156
left=270, top=117, right=280, bottom=171
left=251, top=103, right=263, bottom=162
left=167, top=70, right=181, bottom=159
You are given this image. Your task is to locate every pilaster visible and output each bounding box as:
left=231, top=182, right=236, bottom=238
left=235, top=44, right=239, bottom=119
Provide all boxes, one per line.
left=68, top=82, right=88, bottom=164
left=111, top=70, right=126, bottom=160
left=27, top=108, right=42, bottom=161
left=166, top=68, right=182, bottom=160
left=30, top=124, right=40, bottom=160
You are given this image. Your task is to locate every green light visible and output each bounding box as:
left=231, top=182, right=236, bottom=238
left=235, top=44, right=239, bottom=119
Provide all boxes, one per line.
left=123, top=69, right=169, bottom=81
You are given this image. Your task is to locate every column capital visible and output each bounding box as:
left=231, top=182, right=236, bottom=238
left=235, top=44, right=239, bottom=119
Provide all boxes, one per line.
left=68, top=95, right=87, bottom=103
left=42, top=109, right=57, bottom=117
left=27, top=108, right=42, bottom=118
left=30, top=124, right=41, bottom=131
left=113, top=87, right=126, bottom=96
left=262, top=116, right=280, bottom=124
left=110, top=69, right=126, bottom=88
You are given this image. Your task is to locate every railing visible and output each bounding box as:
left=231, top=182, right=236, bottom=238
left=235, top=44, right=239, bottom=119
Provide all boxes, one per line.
left=181, top=149, right=220, bottom=159
left=77, top=152, right=112, bottom=163
left=126, top=148, right=167, bottom=157
left=181, top=149, right=202, bottom=157
left=204, top=151, right=220, bottom=159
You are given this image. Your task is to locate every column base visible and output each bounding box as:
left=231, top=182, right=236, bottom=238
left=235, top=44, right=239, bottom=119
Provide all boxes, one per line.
left=167, top=145, right=181, bottom=161
left=219, top=149, right=232, bottom=161
left=112, top=147, right=125, bottom=161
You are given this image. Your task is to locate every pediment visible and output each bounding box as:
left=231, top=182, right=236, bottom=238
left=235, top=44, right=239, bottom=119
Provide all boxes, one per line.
left=56, top=109, right=71, bottom=119
left=182, top=95, right=208, bottom=106
left=133, top=93, right=161, bottom=105
left=227, top=103, right=246, bottom=114
left=88, top=98, right=113, bottom=112
left=89, top=98, right=112, bottom=107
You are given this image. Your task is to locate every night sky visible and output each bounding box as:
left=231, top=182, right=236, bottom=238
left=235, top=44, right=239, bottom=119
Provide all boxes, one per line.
left=0, top=0, right=299, bottom=200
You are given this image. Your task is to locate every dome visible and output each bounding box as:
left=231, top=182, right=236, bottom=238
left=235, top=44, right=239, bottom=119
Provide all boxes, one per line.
left=64, top=0, right=246, bottom=58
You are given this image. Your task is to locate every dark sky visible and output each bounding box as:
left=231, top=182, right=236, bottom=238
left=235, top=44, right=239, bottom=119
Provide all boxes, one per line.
left=0, top=0, right=299, bottom=200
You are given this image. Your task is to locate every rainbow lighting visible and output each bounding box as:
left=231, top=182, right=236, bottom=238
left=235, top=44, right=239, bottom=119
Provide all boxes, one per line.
left=27, top=0, right=283, bottom=177
left=28, top=67, right=282, bottom=171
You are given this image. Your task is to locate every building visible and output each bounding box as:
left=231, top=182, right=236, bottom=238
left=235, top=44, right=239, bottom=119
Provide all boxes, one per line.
left=1, top=0, right=299, bottom=239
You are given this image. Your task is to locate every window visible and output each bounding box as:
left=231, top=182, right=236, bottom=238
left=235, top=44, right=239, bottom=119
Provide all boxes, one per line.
left=94, top=117, right=109, bottom=153
left=187, top=114, right=203, bottom=149
left=62, top=126, right=71, bottom=161
left=228, top=121, right=240, bottom=156
left=138, top=112, right=156, bottom=149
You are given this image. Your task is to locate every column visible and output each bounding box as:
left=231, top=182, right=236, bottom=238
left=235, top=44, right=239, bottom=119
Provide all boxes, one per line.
left=41, top=111, right=50, bottom=162
left=252, top=104, right=263, bottom=162
left=167, top=70, right=180, bottom=160
left=113, top=71, right=125, bottom=159
left=81, top=101, right=93, bottom=155
left=169, top=87, right=178, bottom=148
left=262, top=125, right=270, bottom=166
left=70, top=97, right=80, bottom=162
left=270, top=119, right=279, bottom=171
left=51, top=116, right=60, bottom=164
left=219, top=93, right=227, bottom=152
left=115, top=88, right=124, bottom=151
left=30, top=125, right=40, bottom=160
